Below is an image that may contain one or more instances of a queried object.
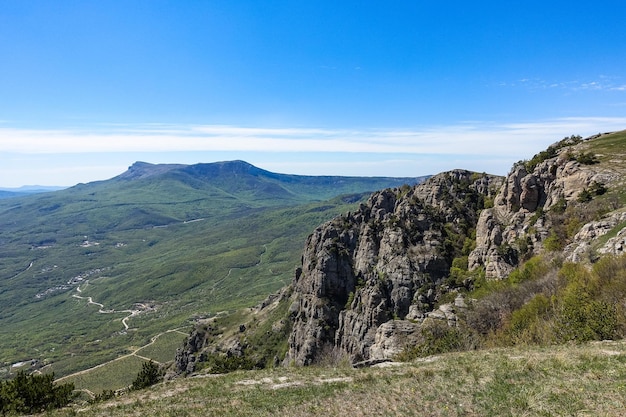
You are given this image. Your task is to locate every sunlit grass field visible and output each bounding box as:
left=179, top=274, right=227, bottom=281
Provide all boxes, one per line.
left=46, top=340, right=626, bottom=417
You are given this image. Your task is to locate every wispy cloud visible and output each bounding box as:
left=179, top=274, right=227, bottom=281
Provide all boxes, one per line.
left=499, top=76, right=626, bottom=92
left=2, top=117, right=624, bottom=157
left=1, top=117, right=624, bottom=186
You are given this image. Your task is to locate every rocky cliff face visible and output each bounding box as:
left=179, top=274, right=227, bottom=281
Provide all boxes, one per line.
left=285, top=133, right=626, bottom=366
left=469, top=135, right=623, bottom=278
left=284, top=170, right=502, bottom=365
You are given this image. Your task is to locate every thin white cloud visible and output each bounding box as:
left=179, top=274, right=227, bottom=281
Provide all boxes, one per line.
left=501, top=76, right=626, bottom=92
left=2, top=117, right=624, bottom=157
left=1, top=117, right=624, bottom=187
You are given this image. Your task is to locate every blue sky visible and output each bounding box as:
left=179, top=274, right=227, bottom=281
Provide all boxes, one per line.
left=1, top=1, right=626, bottom=187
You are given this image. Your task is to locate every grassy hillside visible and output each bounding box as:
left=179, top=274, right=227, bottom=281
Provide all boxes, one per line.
left=0, top=161, right=424, bottom=381
left=44, top=340, right=626, bottom=417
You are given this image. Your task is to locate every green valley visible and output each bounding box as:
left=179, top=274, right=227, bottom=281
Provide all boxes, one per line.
left=0, top=160, right=426, bottom=381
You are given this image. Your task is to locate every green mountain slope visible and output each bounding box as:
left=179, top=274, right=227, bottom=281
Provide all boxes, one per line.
left=0, top=161, right=426, bottom=379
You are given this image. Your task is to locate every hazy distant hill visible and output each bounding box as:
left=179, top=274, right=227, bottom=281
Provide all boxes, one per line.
left=0, top=185, right=66, bottom=199
left=0, top=160, right=427, bottom=380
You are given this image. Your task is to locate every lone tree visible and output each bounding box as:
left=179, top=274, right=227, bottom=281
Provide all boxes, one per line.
left=131, top=361, right=163, bottom=391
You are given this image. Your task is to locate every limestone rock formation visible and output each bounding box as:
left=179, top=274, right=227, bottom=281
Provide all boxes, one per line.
left=284, top=170, right=502, bottom=365
left=469, top=136, right=621, bottom=278
left=175, top=327, right=208, bottom=374
left=284, top=133, right=626, bottom=366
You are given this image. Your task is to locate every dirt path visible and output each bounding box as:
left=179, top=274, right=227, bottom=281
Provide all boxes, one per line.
left=7, top=260, right=34, bottom=280
left=55, top=328, right=188, bottom=384
left=60, top=283, right=188, bottom=386
left=73, top=283, right=142, bottom=331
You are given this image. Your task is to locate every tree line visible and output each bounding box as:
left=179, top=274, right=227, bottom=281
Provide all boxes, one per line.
left=0, top=371, right=74, bottom=415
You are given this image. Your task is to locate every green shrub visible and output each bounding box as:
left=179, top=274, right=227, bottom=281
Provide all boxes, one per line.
left=543, top=232, right=563, bottom=251
left=0, top=371, right=74, bottom=415
left=507, top=256, right=548, bottom=284
left=589, top=181, right=607, bottom=196
left=496, top=243, right=518, bottom=264
left=506, top=294, right=553, bottom=344
left=345, top=291, right=355, bottom=309
left=469, top=255, right=626, bottom=349
left=89, top=389, right=116, bottom=404
left=446, top=256, right=471, bottom=287
left=550, top=198, right=567, bottom=214
left=524, top=146, right=558, bottom=172
left=577, top=189, right=593, bottom=203
left=553, top=262, right=620, bottom=342
left=203, top=354, right=257, bottom=374
left=514, top=236, right=533, bottom=261
left=555, top=291, right=618, bottom=342
left=575, top=151, right=599, bottom=165
left=397, top=321, right=469, bottom=360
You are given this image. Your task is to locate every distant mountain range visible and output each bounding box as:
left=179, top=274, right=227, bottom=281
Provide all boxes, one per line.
left=111, top=160, right=429, bottom=202
left=1, top=160, right=428, bottom=201
left=0, top=185, right=67, bottom=199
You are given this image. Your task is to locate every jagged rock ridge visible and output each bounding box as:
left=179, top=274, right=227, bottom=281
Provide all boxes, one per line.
left=284, top=170, right=503, bottom=365
left=284, top=132, right=626, bottom=365
left=469, top=134, right=625, bottom=278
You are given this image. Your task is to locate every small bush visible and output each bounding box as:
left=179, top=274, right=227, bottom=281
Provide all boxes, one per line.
left=467, top=254, right=626, bottom=349
left=524, top=146, right=558, bottom=172
left=507, top=256, right=548, bottom=284
left=203, top=354, right=257, bottom=374
left=543, top=232, right=563, bottom=251
left=577, top=189, right=593, bottom=203
left=575, top=151, right=599, bottom=165
left=89, top=389, right=116, bottom=404
left=496, top=243, right=518, bottom=265
left=589, top=181, right=607, bottom=196
left=505, top=294, right=553, bottom=344
left=397, top=321, right=471, bottom=360
left=550, top=198, right=567, bottom=214
left=555, top=292, right=618, bottom=342
left=553, top=261, right=622, bottom=342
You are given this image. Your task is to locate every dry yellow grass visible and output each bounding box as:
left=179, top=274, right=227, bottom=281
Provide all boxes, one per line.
left=44, top=340, right=626, bottom=417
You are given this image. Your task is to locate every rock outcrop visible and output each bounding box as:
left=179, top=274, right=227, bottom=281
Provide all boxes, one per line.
left=469, top=135, right=622, bottom=278
left=284, top=170, right=502, bottom=365
left=284, top=133, right=626, bottom=366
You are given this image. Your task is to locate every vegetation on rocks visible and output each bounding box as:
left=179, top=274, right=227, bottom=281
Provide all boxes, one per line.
left=178, top=130, right=626, bottom=378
